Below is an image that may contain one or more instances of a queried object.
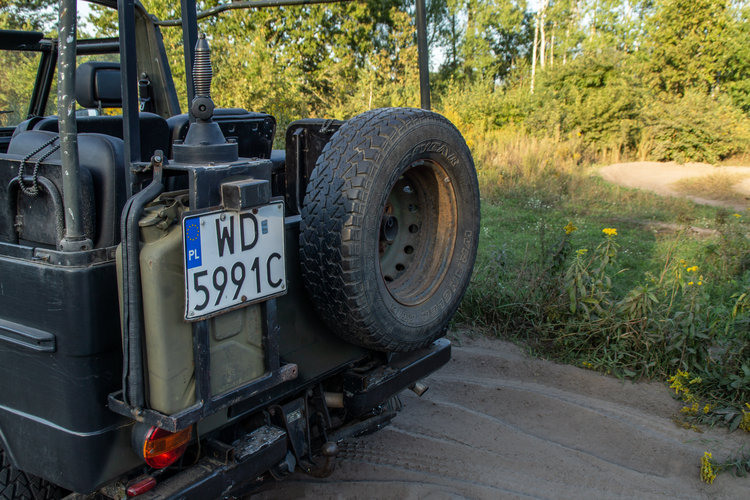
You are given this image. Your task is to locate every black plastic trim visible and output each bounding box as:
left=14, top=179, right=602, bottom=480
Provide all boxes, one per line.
left=0, top=318, right=55, bottom=352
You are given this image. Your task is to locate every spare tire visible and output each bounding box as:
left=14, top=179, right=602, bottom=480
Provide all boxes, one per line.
left=299, top=107, right=479, bottom=352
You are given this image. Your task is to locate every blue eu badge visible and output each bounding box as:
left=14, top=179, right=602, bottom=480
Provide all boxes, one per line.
left=185, top=218, right=202, bottom=269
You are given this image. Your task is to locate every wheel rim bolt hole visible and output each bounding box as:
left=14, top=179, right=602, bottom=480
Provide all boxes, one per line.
left=408, top=224, right=419, bottom=234
left=381, top=215, right=399, bottom=243
left=404, top=245, right=414, bottom=255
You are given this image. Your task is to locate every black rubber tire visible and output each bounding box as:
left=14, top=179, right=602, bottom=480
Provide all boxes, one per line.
left=300, top=107, right=480, bottom=352
left=0, top=447, right=64, bottom=500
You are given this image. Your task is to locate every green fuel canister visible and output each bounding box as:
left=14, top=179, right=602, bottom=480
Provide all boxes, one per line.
left=117, top=192, right=265, bottom=415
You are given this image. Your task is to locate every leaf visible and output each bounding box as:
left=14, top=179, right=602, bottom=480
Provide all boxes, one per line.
left=568, top=286, right=577, bottom=314
left=730, top=414, right=742, bottom=432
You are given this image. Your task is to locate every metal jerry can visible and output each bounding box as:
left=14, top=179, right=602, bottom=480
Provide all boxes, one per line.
left=117, top=192, right=265, bottom=414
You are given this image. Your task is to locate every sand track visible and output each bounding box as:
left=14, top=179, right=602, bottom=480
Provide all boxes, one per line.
left=255, top=335, right=750, bottom=499
left=598, top=162, right=750, bottom=210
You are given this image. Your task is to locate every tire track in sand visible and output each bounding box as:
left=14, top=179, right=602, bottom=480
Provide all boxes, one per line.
left=253, top=335, right=750, bottom=499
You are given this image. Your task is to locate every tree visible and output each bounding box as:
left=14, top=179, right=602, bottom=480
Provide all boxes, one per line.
left=644, top=0, right=734, bottom=95
left=0, top=0, right=56, bottom=30
left=86, top=0, right=420, bottom=124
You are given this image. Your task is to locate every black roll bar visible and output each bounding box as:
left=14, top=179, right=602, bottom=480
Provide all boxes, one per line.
left=118, top=0, right=141, bottom=188
left=180, top=0, right=200, bottom=111
left=57, top=0, right=92, bottom=251
left=415, top=0, right=430, bottom=110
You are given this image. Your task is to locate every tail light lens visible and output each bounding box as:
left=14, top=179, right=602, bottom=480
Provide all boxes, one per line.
left=133, top=424, right=192, bottom=469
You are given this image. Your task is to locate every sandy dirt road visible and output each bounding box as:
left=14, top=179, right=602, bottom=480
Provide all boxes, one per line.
left=599, top=161, right=750, bottom=210
left=254, top=334, right=750, bottom=499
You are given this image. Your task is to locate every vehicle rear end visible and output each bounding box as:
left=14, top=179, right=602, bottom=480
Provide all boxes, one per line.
left=0, top=1, right=478, bottom=498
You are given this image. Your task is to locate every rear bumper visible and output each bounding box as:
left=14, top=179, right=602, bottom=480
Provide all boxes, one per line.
left=344, top=338, right=451, bottom=416
left=139, top=426, right=287, bottom=500
left=132, top=339, right=451, bottom=499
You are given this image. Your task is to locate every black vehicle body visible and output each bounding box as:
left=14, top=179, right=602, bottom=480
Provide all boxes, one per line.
left=0, top=1, right=476, bottom=498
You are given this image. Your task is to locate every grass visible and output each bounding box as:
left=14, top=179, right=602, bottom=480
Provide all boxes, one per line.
left=672, top=172, right=750, bottom=203
left=455, top=128, right=750, bottom=442
left=460, top=177, right=726, bottom=336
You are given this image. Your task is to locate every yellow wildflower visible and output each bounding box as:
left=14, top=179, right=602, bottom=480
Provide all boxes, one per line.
left=740, top=403, right=750, bottom=432
left=698, top=281, right=703, bottom=286
left=686, top=266, right=699, bottom=273
left=688, top=281, right=694, bottom=286
left=576, top=248, right=588, bottom=256
left=733, top=213, right=741, bottom=218
left=703, top=404, right=712, bottom=414
left=669, top=370, right=699, bottom=403
left=701, top=452, right=717, bottom=484
left=564, top=221, right=578, bottom=234
left=602, top=227, right=617, bottom=236
left=681, top=402, right=699, bottom=414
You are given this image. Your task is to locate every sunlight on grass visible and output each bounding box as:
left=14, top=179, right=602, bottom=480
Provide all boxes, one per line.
left=671, top=172, right=750, bottom=203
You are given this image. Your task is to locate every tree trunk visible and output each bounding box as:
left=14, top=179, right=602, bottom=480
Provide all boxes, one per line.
left=531, top=15, right=539, bottom=94
left=539, top=2, right=547, bottom=69
left=591, top=0, right=597, bottom=41
left=550, top=23, right=556, bottom=68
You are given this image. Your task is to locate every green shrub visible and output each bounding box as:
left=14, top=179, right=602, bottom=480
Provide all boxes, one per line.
left=639, top=91, right=750, bottom=163
left=524, top=51, right=643, bottom=155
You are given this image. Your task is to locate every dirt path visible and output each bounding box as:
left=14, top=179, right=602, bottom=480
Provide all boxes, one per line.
left=598, top=161, right=750, bottom=210
left=255, top=335, right=750, bottom=499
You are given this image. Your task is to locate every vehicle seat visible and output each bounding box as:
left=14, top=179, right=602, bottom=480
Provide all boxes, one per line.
left=2, top=130, right=126, bottom=248
left=13, top=62, right=169, bottom=162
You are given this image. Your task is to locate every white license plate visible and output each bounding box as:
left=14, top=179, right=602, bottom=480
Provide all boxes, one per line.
left=183, top=202, right=286, bottom=321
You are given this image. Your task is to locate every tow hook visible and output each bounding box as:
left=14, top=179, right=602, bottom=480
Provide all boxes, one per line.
left=308, top=441, right=339, bottom=478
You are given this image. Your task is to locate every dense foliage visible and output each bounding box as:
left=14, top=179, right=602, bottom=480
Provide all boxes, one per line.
left=3, top=0, right=749, bottom=162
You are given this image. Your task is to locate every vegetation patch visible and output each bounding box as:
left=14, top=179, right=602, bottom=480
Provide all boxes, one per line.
left=672, top=172, right=750, bottom=203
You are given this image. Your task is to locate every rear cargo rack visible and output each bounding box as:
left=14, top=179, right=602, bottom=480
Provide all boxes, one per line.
left=108, top=299, right=297, bottom=432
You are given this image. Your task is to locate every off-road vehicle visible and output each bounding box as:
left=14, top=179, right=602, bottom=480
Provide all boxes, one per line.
left=0, top=0, right=479, bottom=497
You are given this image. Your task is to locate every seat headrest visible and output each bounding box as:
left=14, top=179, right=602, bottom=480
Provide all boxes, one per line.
left=76, top=61, right=122, bottom=109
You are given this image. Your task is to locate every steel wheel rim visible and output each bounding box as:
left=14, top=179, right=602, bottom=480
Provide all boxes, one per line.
left=378, top=159, right=457, bottom=306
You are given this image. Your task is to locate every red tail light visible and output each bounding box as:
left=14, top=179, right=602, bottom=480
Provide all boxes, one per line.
left=133, top=424, right=192, bottom=469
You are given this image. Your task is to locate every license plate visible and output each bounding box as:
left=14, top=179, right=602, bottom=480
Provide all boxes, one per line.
left=183, top=202, right=286, bottom=321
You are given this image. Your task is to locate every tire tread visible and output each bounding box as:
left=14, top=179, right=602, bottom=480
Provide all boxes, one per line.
left=1, top=448, right=64, bottom=500
left=300, top=107, right=475, bottom=351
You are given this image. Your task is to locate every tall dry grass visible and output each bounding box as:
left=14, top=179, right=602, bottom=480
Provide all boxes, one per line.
left=672, top=172, right=750, bottom=203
